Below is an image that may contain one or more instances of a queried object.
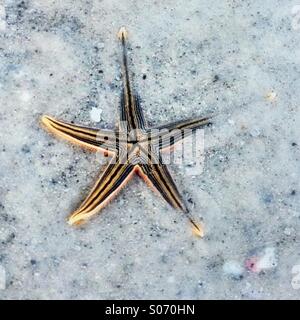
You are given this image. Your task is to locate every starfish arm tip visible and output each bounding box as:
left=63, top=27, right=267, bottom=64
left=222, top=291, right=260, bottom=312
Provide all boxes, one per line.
left=67, top=217, right=76, bottom=226
left=40, top=115, right=51, bottom=125
left=178, top=204, right=204, bottom=237
left=118, top=26, right=128, bottom=40
left=192, top=222, right=204, bottom=238
left=67, top=212, right=86, bottom=226
left=40, top=115, right=58, bottom=131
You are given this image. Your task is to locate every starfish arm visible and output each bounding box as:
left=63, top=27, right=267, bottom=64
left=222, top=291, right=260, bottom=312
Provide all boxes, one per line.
left=138, top=161, right=203, bottom=237
left=153, top=116, right=211, bottom=131
left=134, top=95, right=146, bottom=128
left=119, top=92, right=146, bottom=131
left=147, top=116, right=212, bottom=150
left=41, top=115, right=118, bottom=154
left=138, top=162, right=188, bottom=211
left=68, top=156, right=134, bottom=225
left=118, top=27, right=146, bottom=131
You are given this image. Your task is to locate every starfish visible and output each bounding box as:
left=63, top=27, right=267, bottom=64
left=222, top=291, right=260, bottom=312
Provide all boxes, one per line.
left=41, top=27, right=211, bottom=237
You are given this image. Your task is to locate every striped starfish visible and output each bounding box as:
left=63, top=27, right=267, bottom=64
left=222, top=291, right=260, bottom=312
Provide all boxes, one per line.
left=41, top=27, right=211, bottom=237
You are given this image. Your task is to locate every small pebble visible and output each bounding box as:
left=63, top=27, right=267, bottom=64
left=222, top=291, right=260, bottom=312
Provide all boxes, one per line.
left=250, top=127, right=261, bottom=138
left=245, top=247, right=277, bottom=273
left=265, top=91, right=277, bottom=102
left=283, top=227, right=293, bottom=236
left=223, top=260, right=244, bottom=279
left=90, top=107, right=102, bottom=122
